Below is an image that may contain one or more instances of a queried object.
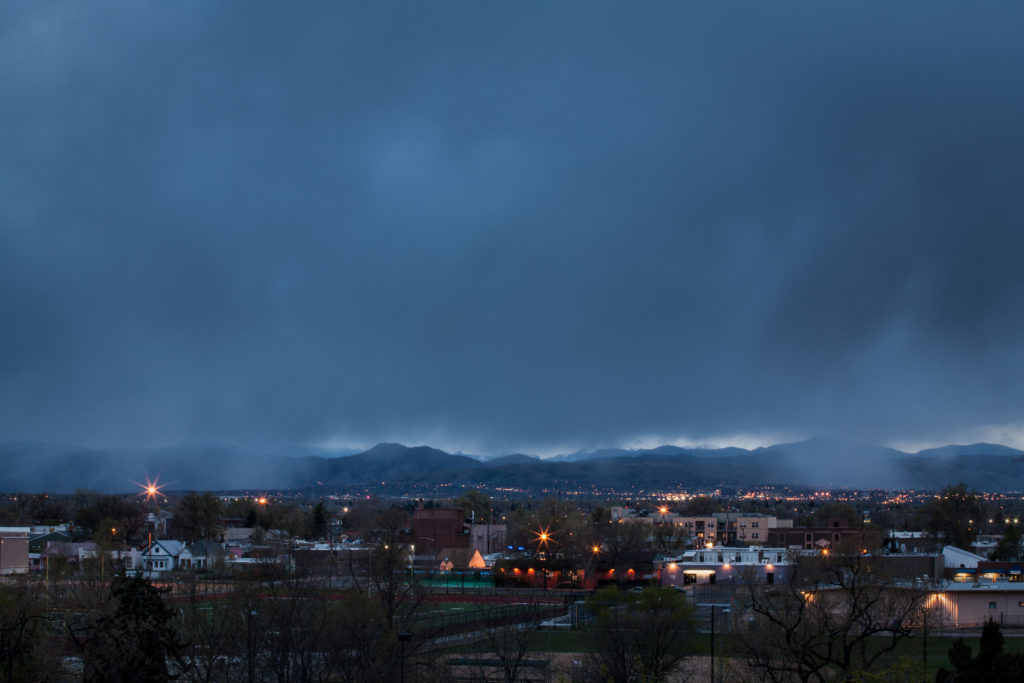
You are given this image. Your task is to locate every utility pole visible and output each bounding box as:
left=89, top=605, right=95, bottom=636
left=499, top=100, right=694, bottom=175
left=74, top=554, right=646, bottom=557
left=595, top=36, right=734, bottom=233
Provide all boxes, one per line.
left=710, top=604, right=716, bottom=683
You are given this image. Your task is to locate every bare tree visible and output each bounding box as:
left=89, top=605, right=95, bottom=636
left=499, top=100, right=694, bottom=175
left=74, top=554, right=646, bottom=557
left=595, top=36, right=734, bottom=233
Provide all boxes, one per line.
left=472, top=603, right=545, bottom=683
left=0, top=580, right=60, bottom=683
left=733, top=549, right=933, bottom=682
left=585, top=586, right=695, bottom=683
left=350, top=506, right=423, bottom=629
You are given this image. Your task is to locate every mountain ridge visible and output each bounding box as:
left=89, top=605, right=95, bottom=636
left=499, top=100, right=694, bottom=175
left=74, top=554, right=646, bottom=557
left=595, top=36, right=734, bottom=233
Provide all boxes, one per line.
left=1, top=438, right=1023, bottom=493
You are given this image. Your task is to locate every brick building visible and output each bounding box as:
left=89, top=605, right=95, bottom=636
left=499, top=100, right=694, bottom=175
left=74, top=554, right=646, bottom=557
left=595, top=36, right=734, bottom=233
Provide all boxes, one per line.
left=766, top=517, right=863, bottom=550
left=412, top=509, right=467, bottom=557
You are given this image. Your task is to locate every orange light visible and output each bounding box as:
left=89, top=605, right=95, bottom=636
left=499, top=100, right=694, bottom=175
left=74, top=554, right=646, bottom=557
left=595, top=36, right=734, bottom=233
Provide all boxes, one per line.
left=592, top=545, right=600, bottom=554
left=111, top=528, right=117, bottom=535
left=258, top=497, right=268, bottom=505
left=137, top=478, right=164, bottom=501
left=659, top=506, right=668, bottom=514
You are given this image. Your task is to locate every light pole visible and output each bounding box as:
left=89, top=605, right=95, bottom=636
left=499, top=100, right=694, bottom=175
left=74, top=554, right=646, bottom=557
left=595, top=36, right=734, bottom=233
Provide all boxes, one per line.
left=247, top=609, right=257, bottom=683
left=710, top=604, right=716, bottom=683
left=398, top=631, right=411, bottom=683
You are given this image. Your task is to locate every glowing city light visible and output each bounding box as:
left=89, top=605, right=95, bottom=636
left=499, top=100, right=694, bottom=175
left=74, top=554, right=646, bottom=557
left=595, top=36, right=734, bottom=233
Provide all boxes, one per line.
left=134, top=478, right=166, bottom=502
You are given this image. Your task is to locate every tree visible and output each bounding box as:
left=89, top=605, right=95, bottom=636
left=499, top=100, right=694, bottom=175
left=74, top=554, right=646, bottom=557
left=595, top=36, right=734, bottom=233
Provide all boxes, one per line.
left=990, top=524, right=1022, bottom=561
left=466, top=603, right=546, bottom=683
left=455, top=489, right=492, bottom=523
left=591, top=508, right=647, bottom=585
left=811, top=502, right=858, bottom=527
left=683, top=496, right=720, bottom=516
left=353, top=506, right=421, bottom=629
left=177, top=573, right=245, bottom=683
left=312, top=501, right=329, bottom=539
left=918, top=482, right=983, bottom=549
left=734, top=548, right=932, bottom=682
left=174, top=492, right=223, bottom=544
left=0, top=581, right=57, bottom=683
left=76, top=574, right=182, bottom=682
left=584, top=586, right=695, bottom=683
left=935, top=618, right=1024, bottom=682
left=319, top=591, right=399, bottom=683
left=652, top=520, right=689, bottom=554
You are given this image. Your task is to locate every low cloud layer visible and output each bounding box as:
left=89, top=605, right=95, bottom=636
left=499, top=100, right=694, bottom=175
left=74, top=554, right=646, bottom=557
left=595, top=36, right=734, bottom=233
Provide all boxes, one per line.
left=2, top=3, right=1024, bottom=454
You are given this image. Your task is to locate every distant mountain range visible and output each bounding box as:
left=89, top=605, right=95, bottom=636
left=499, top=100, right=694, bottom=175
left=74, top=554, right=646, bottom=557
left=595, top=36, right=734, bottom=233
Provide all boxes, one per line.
left=1, top=436, right=1023, bottom=493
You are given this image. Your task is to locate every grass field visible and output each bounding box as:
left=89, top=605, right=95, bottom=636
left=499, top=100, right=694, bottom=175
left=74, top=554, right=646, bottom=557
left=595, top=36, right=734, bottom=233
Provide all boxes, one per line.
left=486, top=628, right=1024, bottom=679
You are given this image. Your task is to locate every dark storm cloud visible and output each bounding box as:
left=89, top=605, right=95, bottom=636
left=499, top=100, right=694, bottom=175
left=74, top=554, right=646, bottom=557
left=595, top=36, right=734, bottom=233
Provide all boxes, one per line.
left=2, top=2, right=1024, bottom=453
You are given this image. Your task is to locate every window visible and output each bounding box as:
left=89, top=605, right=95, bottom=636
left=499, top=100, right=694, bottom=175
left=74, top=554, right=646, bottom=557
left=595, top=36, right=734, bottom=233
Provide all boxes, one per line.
left=1018, top=601, right=1024, bottom=608
left=990, top=602, right=997, bottom=609
left=752, top=532, right=759, bottom=539
left=717, top=554, right=724, bottom=563
left=752, top=522, right=759, bottom=528
left=766, top=572, right=774, bottom=585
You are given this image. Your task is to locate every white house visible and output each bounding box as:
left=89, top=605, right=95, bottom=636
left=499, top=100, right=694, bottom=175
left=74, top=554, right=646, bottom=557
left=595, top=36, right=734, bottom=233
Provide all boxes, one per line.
left=141, top=540, right=185, bottom=574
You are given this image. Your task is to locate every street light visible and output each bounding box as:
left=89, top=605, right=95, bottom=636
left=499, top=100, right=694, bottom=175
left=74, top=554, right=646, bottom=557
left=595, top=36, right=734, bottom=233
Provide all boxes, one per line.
left=398, top=631, right=412, bottom=683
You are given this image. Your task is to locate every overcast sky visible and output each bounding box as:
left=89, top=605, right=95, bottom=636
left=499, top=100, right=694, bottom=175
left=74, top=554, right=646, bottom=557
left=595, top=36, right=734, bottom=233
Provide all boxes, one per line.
left=2, top=3, right=1024, bottom=455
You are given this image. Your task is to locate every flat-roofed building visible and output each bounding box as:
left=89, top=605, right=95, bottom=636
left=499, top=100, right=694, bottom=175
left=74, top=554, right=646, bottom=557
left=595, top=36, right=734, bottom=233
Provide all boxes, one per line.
left=0, top=527, right=31, bottom=575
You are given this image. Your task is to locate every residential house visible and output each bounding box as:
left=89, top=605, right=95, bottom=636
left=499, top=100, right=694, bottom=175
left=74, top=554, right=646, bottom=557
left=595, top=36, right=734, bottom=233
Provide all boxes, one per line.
left=29, top=530, right=71, bottom=553
left=42, top=541, right=98, bottom=567
left=178, top=541, right=223, bottom=570
left=142, top=540, right=185, bottom=575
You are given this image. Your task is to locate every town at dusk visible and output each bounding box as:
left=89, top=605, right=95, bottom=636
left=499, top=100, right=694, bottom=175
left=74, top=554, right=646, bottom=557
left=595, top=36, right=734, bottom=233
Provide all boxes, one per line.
left=3, top=3, right=1024, bottom=681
